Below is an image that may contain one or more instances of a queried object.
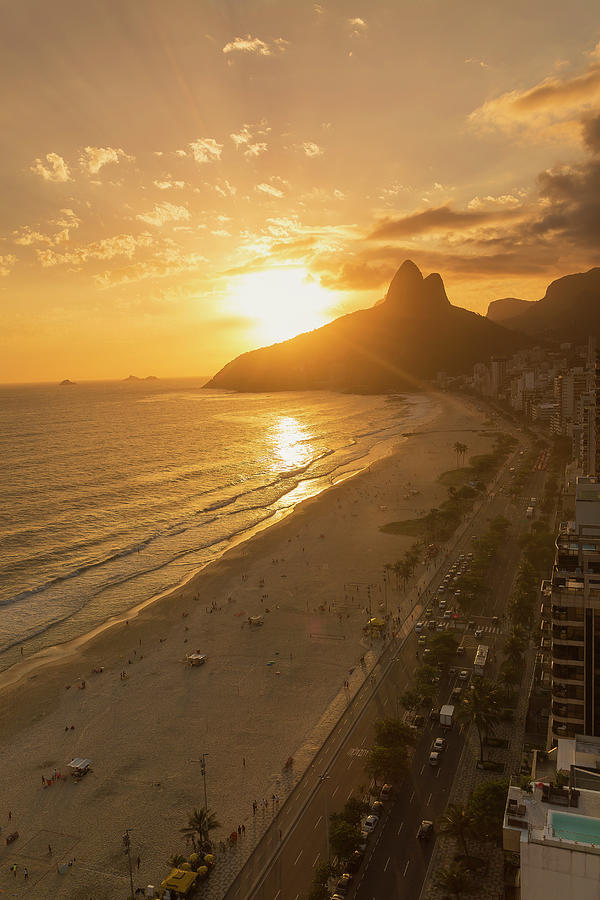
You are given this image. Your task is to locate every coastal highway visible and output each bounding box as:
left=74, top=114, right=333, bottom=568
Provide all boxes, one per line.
left=225, top=427, right=532, bottom=900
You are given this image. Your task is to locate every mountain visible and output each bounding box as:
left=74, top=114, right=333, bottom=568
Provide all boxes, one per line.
left=205, top=260, right=530, bottom=393
left=487, top=297, right=532, bottom=324
left=486, top=267, right=600, bottom=340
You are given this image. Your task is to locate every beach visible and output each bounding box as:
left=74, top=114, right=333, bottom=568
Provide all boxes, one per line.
left=0, top=392, right=494, bottom=899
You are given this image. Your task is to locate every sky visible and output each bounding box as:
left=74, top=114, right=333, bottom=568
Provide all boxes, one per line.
left=2, top=0, right=600, bottom=383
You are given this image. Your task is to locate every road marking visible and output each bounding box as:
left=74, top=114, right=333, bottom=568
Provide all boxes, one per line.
left=313, top=815, right=322, bottom=830
left=293, top=850, right=302, bottom=866
left=436, top=768, right=441, bottom=778
left=383, top=696, right=388, bottom=705
left=274, top=892, right=281, bottom=900
left=420, top=764, right=425, bottom=775
left=384, top=856, right=391, bottom=872
left=397, top=822, right=404, bottom=836
left=427, top=792, right=432, bottom=806
left=347, top=789, right=354, bottom=800
left=313, top=852, right=320, bottom=867
left=410, top=790, right=415, bottom=803
left=332, top=784, right=339, bottom=798
left=403, top=860, right=410, bottom=876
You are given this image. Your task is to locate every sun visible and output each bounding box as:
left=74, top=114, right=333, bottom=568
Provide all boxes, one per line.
left=226, top=267, right=334, bottom=344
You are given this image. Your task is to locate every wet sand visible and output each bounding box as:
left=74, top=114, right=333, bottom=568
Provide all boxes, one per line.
left=0, top=392, right=494, bottom=898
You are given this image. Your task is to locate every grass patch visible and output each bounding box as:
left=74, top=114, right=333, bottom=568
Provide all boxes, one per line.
left=438, top=468, right=471, bottom=487
left=380, top=519, right=425, bottom=536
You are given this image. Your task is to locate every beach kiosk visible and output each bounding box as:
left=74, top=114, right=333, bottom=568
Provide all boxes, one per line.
left=160, top=867, right=198, bottom=897
left=186, top=652, right=207, bottom=667
left=364, top=617, right=386, bottom=638
left=68, top=757, right=91, bottom=779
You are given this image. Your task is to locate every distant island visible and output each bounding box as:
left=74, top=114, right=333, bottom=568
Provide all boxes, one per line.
left=123, top=375, right=159, bottom=381
left=59, top=379, right=76, bottom=386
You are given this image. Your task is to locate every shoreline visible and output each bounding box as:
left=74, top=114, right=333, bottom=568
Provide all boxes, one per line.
left=0, top=391, right=496, bottom=899
left=0, top=395, right=429, bottom=684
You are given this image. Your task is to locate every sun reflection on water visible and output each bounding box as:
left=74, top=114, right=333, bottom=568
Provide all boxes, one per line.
left=270, top=416, right=313, bottom=472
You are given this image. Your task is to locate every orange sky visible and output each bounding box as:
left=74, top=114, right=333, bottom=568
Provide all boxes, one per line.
left=2, top=0, right=600, bottom=383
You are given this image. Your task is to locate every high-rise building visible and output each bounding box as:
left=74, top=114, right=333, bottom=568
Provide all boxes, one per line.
left=550, top=477, right=600, bottom=741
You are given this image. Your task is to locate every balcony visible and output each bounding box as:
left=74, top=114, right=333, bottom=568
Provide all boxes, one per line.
left=552, top=720, right=578, bottom=739
left=552, top=625, right=584, bottom=643
left=552, top=701, right=584, bottom=723
left=551, top=663, right=584, bottom=683
left=551, top=605, right=584, bottom=623
left=551, top=643, right=584, bottom=663
left=552, top=682, right=584, bottom=702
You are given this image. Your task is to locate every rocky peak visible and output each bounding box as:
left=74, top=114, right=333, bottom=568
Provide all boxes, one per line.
left=384, top=260, right=451, bottom=316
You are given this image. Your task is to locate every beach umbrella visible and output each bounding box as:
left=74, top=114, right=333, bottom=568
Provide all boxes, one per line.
left=267, top=660, right=275, bottom=666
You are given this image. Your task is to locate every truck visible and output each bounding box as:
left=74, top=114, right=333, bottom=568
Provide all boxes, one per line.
left=440, top=704, right=454, bottom=727
left=526, top=506, right=534, bottom=519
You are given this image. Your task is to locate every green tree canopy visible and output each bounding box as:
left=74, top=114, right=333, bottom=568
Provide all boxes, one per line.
left=439, top=803, right=475, bottom=859
left=434, top=861, right=474, bottom=898
left=469, top=779, right=509, bottom=843
left=328, top=818, right=361, bottom=860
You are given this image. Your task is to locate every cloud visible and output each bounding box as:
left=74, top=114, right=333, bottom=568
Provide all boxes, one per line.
left=13, top=209, right=81, bottom=247
left=369, top=205, right=520, bottom=239
left=583, top=112, right=600, bottom=153
left=348, top=17, right=367, bottom=29
left=153, top=178, right=186, bottom=190
left=188, top=138, right=223, bottom=164
left=256, top=182, right=284, bottom=198
left=469, top=44, right=600, bottom=142
left=79, top=146, right=134, bottom=175
left=214, top=179, right=237, bottom=197
left=0, top=254, right=17, bottom=277
left=230, top=122, right=270, bottom=157
left=465, top=57, right=488, bottom=68
left=467, top=193, right=524, bottom=210
left=299, top=141, right=323, bottom=157
left=36, top=232, right=154, bottom=268
left=222, top=35, right=288, bottom=57
left=94, top=246, right=206, bottom=288
left=30, top=152, right=71, bottom=182
left=136, top=202, right=191, bottom=227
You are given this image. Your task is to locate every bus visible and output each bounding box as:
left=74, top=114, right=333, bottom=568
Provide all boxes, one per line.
left=473, top=644, right=489, bottom=675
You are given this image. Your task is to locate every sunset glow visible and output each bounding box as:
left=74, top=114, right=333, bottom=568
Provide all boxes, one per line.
left=1, top=1, right=599, bottom=382
left=227, top=268, right=333, bottom=344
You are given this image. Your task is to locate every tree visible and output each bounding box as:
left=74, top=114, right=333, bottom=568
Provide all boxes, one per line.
left=455, top=680, right=501, bottom=763
left=427, top=632, right=458, bottom=668
left=469, top=779, right=509, bottom=843
left=339, top=797, right=370, bottom=827
left=365, top=744, right=409, bottom=785
left=399, top=688, right=421, bottom=712
left=180, top=807, right=220, bottom=849
left=435, top=861, right=474, bottom=898
left=167, top=853, right=186, bottom=868
left=374, top=717, right=416, bottom=749
left=439, top=803, right=475, bottom=859
left=328, top=818, right=361, bottom=860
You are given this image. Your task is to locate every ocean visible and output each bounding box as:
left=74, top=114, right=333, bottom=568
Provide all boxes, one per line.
left=0, top=379, right=432, bottom=669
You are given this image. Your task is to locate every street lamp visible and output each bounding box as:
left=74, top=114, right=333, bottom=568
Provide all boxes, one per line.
left=122, top=827, right=135, bottom=899
left=189, top=754, right=209, bottom=843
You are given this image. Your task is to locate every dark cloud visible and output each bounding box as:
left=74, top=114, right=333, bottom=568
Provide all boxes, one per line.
left=319, top=261, right=395, bottom=291
left=368, top=205, right=519, bottom=239
left=533, top=158, right=600, bottom=247
left=582, top=114, right=600, bottom=154
left=512, top=67, right=600, bottom=112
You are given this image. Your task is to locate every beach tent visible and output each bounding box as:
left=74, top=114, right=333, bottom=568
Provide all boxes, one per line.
left=160, top=868, right=198, bottom=896
left=68, top=757, right=91, bottom=775
left=368, top=617, right=385, bottom=628
left=186, top=653, right=207, bottom=666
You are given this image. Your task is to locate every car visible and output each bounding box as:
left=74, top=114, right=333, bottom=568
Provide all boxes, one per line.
left=371, top=800, right=384, bottom=816
left=443, top=610, right=452, bottom=619
left=429, top=707, right=440, bottom=722
left=423, top=648, right=432, bottom=659
left=358, top=831, right=369, bottom=851
left=436, top=622, right=445, bottom=632
left=437, top=585, right=445, bottom=594
left=380, top=783, right=393, bottom=801
left=492, top=616, right=499, bottom=625
left=433, top=737, right=447, bottom=752
left=418, top=635, right=427, bottom=645
left=467, top=620, right=475, bottom=630
left=417, top=819, right=434, bottom=840
left=429, top=751, right=440, bottom=766
left=474, top=627, right=484, bottom=638
left=335, top=873, right=353, bottom=895
left=439, top=599, right=447, bottom=610
left=427, top=620, right=437, bottom=631
left=413, top=714, right=425, bottom=728
left=456, top=645, right=465, bottom=655
left=458, top=670, right=469, bottom=680
left=331, top=894, right=345, bottom=900
left=363, top=815, right=379, bottom=832
left=415, top=621, right=424, bottom=633
left=450, top=686, right=462, bottom=701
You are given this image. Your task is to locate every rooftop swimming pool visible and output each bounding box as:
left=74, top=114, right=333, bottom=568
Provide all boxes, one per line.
left=551, top=811, right=600, bottom=845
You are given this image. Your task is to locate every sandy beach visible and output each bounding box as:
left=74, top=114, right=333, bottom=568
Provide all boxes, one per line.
left=0, top=392, right=495, bottom=899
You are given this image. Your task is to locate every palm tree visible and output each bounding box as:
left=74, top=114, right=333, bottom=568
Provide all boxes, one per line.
left=455, top=679, right=501, bottom=764
left=167, top=853, right=186, bottom=868
left=439, top=803, right=475, bottom=859
left=453, top=441, right=462, bottom=468
left=180, top=807, right=221, bottom=849
left=434, top=862, right=473, bottom=899
left=460, top=443, right=468, bottom=466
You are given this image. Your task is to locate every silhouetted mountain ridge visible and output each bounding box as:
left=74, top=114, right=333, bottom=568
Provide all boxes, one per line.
left=205, top=261, right=530, bottom=393
left=486, top=267, right=600, bottom=340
